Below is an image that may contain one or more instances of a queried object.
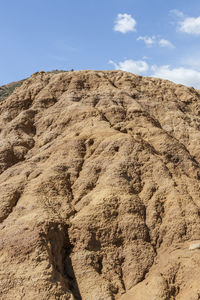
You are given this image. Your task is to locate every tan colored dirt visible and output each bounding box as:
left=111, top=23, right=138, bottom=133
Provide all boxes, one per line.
left=0, top=70, right=200, bottom=299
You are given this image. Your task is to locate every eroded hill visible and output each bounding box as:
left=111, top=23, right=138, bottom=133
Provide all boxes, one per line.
left=0, top=70, right=200, bottom=300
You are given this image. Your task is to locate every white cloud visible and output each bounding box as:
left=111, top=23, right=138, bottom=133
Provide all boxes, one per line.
left=159, top=39, right=175, bottom=48
left=137, top=36, right=156, bottom=47
left=137, top=36, right=174, bottom=48
left=109, top=59, right=149, bottom=74
left=114, top=13, right=136, bottom=34
left=151, top=65, right=200, bottom=88
left=171, top=10, right=200, bottom=35
left=109, top=58, right=200, bottom=88
left=170, top=9, right=184, bottom=18
left=179, top=16, right=200, bottom=35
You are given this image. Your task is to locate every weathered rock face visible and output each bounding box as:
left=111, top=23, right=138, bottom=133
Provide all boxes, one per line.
left=0, top=70, right=200, bottom=300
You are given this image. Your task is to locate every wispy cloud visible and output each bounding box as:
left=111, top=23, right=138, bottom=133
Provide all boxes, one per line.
left=114, top=13, right=136, bottom=34
left=178, top=16, right=200, bottom=35
left=158, top=39, right=174, bottom=48
left=137, top=36, right=174, bottom=48
left=181, top=55, right=200, bottom=69
left=109, top=59, right=148, bottom=74
left=170, top=9, right=184, bottom=18
left=137, top=36, right=156, bottom=47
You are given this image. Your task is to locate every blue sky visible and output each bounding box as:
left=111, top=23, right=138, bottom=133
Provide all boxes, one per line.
left=1, top=0, right=200, bottom=88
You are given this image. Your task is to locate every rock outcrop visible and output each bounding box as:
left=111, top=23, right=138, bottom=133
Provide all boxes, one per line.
left=0, top=70, right=200, bottom=300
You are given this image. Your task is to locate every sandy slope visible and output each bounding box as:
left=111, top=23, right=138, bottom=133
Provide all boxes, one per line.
left=0, top=70, right=200, bottom=299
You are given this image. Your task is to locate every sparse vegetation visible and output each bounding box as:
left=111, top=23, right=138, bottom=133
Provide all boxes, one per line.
left=46, top=69, right=70, bottom=74
left=0, top=70, right=72, bottom=101
left=0, top=80, right=24, bottom=101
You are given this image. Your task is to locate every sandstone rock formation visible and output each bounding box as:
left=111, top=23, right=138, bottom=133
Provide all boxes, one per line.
left=0, top=70, right=200, bottom=300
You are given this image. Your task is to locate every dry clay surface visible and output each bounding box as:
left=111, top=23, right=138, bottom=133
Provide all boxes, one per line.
left=0, top=70, right=200, bottom=300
